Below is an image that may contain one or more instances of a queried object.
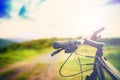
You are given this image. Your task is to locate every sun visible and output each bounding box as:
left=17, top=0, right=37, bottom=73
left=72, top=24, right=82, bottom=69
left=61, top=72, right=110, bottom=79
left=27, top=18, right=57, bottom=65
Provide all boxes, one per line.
left=80, top=9, right=105, bottom=36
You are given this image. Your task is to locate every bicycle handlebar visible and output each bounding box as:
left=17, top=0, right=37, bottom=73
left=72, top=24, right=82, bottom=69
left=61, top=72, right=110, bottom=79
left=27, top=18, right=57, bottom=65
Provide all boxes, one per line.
left=91, top=27, right=105, bottom=41
left=94, top=27, right=105, bottom=34
left=51, top=27, right=105, bottom=56
left=84, top=39, right=105, bottom=49
left=51, top=39, right=105, bottom=56
left=51, top=40, right=81, bottom=56
left=51, top=49, right=63, bottom=56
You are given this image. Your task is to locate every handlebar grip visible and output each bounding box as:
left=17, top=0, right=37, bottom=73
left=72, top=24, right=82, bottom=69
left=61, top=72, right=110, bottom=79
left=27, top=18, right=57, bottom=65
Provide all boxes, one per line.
left=51, top=49, right=63, bottom=57
left=52, top=40, right=81, bottom=53
left=53, top=42, right=62, bottom=49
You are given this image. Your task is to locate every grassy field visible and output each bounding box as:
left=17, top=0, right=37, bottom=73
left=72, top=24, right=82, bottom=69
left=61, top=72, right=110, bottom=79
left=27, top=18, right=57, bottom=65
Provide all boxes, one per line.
left=17, top=45, right=120, bottom=80
left=0, top=38, right=120, bottom=80
left=0, top=48, right=53, bottom=68
left=0, top=38, right=55, bottom=68
left=104, top=45, right=120, bottom=70
left=17, top=63, right=47, bottom=80
left=55, top=45, right=120, bottom=80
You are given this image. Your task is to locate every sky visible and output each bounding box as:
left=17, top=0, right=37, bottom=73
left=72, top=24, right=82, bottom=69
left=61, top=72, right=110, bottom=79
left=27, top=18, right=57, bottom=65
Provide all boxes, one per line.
left=0, top=0, right=120, bottom=39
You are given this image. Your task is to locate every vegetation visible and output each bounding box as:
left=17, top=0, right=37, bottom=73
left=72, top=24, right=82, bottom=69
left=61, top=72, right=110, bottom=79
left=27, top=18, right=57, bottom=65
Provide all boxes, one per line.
left=0, top=38, right=14, bottom=48
left=0, top=38, right=120, bottom=80
left=98, top=38, right=120, bottom=45
left=17, top=63, right=47, bottom=80
left=0, top=37, right=119, bottom=53
left=0, top=38, right=57, bottom=68
left=0, top=63, right=47, bottom=80
left=0, top=49, right=50, bottom=67
left=105, top=45, right=120, bottom=70
left=0, top=38, right=57, bottom=53
left=56, top=45, right=120, bottom=80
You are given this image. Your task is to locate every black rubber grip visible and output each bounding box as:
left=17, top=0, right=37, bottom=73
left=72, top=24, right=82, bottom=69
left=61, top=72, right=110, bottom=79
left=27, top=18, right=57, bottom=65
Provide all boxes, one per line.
left=52, top=40, right=81, bottom=53
left=51, top=49, right=63, bottom=57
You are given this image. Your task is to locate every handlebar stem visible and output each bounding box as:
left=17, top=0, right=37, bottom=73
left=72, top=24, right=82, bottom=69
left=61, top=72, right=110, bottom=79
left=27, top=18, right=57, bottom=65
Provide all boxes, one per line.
left=84, top=38, right=105, bottom=57
left=84, top=39, right=104, bottom=49
left=85, top=39, right=105, bottom=80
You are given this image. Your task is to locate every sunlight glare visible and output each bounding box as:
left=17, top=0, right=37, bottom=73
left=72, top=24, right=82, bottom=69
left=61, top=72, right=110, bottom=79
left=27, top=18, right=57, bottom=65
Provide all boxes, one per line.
left=80, top=9, right=105, bottom=36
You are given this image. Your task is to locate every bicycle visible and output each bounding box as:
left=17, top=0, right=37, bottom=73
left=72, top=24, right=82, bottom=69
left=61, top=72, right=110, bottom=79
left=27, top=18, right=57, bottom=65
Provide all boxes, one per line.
left=51, top=28, right=120, bottom=80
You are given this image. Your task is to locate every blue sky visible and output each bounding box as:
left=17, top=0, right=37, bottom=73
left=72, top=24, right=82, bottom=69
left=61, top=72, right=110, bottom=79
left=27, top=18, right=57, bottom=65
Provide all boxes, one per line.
left=0, top=0, right=120, bottom=39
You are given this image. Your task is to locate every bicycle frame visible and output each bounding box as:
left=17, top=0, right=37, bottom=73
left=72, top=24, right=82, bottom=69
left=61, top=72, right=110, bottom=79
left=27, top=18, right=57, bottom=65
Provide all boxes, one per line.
left=84, top=39, right=120, bottom=80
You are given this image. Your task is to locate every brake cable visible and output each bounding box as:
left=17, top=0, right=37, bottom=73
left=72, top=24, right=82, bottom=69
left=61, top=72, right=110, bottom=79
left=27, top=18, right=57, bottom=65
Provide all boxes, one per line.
left=59, top=52, right=92, bottom=78
left=76, top=55, right=83, bottom=80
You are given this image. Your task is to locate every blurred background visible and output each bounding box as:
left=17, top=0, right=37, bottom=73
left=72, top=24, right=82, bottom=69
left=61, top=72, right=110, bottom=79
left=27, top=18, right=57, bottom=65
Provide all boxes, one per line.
left=0, top=0, right=120, bottom=80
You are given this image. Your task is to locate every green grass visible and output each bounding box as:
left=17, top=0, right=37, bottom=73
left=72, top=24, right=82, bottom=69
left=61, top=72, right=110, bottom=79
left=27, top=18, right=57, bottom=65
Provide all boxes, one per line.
left=0, top=42, right=120, bottom=80
left=17, top=63, right=47, bottom=80
left=104, top=45, right=120, bottom=70
left=56, top=54, right=94, bottom=80
left=0, top=48, right=53, bottom=68
left=0, top=63, right=47, bottom=80
left=56, top=45, right=120, bottom=80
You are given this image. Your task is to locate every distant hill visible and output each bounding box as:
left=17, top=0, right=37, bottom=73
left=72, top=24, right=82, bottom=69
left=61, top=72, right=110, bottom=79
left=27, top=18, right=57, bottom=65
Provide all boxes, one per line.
left=0, top=37, right=120, bottom=53
left=0, top=38, right=14, bottom=48
left=0, top=38, right=31, bottom=48
left=0, top=38, right=56, bottom=53
left=98, top=38, right=120, bottom=45
left=8, top=38, right=31, bottom=43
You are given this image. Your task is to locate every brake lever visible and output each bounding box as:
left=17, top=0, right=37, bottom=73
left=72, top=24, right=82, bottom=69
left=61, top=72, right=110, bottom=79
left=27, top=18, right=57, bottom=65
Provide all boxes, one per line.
left=51, top=48, right=63, bottom=57
left=91, top=27, right=105, bottom=41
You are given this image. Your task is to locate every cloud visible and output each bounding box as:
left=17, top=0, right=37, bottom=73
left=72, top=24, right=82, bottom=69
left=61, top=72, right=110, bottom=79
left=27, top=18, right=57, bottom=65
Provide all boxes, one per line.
left=0, top=0, right=46, bottom=19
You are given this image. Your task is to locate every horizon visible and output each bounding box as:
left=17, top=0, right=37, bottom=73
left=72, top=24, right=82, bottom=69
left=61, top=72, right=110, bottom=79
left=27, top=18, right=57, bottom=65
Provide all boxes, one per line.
left=1, top=35, right=120, bottom=41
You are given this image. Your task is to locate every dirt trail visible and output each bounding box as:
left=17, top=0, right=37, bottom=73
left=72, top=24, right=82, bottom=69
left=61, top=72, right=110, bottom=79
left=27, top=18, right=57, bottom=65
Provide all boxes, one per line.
left=39, top=63, right=57, bottom=80
left=0, top=52, right=64, bottom=80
